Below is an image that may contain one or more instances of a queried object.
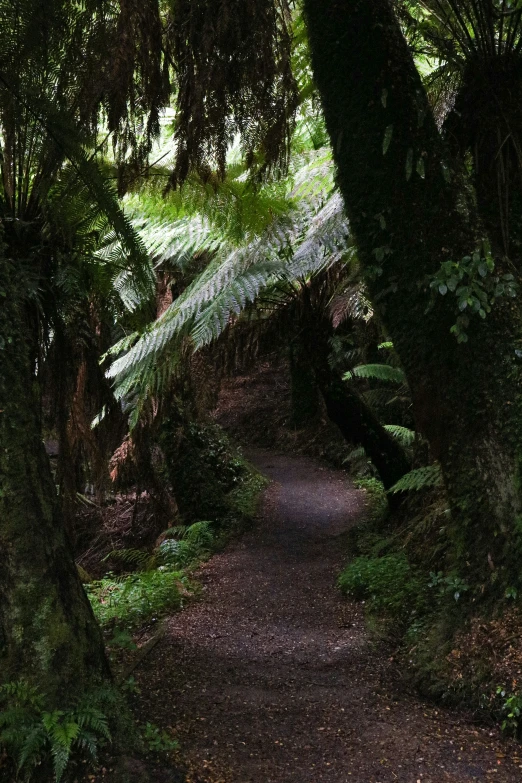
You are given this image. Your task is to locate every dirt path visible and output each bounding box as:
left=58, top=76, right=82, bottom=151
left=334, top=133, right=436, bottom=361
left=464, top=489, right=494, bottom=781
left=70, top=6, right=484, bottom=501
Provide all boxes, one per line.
left=137, top=451, right=522, bottom=782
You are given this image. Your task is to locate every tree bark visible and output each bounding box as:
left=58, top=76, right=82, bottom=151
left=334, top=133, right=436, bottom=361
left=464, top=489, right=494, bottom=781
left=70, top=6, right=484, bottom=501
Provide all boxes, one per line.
left=303, top=0, right=522, bottom=590
left=298, top=314, right=411, bottom=491
left=443, top=58, right=522, bottom=266
left=289, top=341, right=320, bottom=427
left=0, top=258, right=111, bottom=703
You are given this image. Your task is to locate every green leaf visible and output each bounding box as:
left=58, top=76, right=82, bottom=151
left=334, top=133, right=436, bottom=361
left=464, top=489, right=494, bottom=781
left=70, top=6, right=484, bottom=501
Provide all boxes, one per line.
left=382, top=125, right=393, bottom=155
left=388, top=464, right=442, bottom=494
left=344, top=364, right=406, bottom=384
left=405, top=148, right=413, bottom=181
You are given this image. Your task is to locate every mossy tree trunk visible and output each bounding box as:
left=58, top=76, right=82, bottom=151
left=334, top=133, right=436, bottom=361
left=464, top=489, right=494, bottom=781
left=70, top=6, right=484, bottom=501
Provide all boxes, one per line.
left=0, top=259, right=111, bottom=703
left=304, top=0, right=522, bottom=590
left=444, top=60, right=522, bottom=266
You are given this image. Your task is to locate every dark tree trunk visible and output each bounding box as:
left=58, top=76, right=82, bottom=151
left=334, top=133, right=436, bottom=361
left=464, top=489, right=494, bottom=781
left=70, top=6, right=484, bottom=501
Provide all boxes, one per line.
left=298, top=314, right=411, bottom=491
left=289, top=341, right=320, bottom=427
left=303, top=0, right=522, bottom=590
left=444, top=59, right=522, bottom=264
left=0, top=259, right=111, bottom=703
left=319, top=372, right=410, bottom=493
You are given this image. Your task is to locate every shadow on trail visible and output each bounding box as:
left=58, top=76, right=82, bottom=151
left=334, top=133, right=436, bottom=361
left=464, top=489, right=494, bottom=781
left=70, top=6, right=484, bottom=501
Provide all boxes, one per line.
left=137, top=451, right=521, bottom=783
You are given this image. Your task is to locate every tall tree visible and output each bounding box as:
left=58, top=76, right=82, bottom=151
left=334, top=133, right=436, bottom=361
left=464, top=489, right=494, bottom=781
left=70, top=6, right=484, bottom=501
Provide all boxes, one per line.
left=302, top=0, right=522, bottom=591
left=0, top=0, right=300, bottom=700
left=0, top=0, right=166, bottom=700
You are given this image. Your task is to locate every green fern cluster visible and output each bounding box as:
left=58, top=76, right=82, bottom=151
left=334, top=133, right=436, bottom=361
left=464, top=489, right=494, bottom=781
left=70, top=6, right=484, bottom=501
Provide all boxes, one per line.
left=88, top=521, right=215, bottom=629
left=338, top=553, right=426, bottom=619
left=86, top=569, right=187, bottom=629
left=0, top=681, right=112, bottom=782
left=105, top=521, right=215, bottom=573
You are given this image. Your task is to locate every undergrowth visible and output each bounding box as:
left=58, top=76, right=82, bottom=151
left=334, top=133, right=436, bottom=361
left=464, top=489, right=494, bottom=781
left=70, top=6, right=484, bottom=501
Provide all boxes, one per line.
left=338, top=553, right=425, bottom=620
left=340, top=473, right=522, bottom=735
left=87, top=455, right=267, bottom=636
left=86, top=569, right=188, bottom=629
left=0, top=681, right=127, bottom=783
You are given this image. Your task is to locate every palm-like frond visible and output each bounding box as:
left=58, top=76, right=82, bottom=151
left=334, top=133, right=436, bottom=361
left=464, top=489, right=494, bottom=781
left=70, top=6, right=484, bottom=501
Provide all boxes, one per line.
left=388, top=463, right=443, bottom=493
left=105, top=141, right=356, bottom=416
left=344, top=364, right=407, bottom=384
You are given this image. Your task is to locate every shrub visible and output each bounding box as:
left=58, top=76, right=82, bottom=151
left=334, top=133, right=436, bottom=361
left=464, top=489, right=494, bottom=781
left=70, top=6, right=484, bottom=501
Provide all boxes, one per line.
left=338, top=553, right=425, bottom=619
left=86, top=569, right=187, bottom=628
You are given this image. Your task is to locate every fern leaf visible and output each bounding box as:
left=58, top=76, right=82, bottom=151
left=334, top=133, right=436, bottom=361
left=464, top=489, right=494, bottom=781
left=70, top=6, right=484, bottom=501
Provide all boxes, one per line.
left=342, top=446, right=367, bottom=463
left=388, top=464, right=443, bottom=494
left=344, top=364, right=407, bottom=384
left=17, top=725, right=47, bottom=772
left=383, top=425, right=417, bottom=446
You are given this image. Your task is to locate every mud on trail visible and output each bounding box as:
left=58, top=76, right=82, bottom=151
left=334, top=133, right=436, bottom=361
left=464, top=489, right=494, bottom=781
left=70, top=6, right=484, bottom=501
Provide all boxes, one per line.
left=136, top=451, right=522, bottom=782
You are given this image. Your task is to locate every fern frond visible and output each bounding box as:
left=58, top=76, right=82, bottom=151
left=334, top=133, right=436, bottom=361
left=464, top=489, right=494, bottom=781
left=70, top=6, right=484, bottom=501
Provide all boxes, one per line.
left=344, top=364, right=407, bottom=384
left=17, top=725, right=47, bottom=772
left=383, top=425, right=417, bottom=446
left=183, top=521, right=214, bottom=548
left=342, top=446, right=367, bottom=463
left=388, top=464, right=443, bottom=494
left=103, top=548, right=150, bottom=569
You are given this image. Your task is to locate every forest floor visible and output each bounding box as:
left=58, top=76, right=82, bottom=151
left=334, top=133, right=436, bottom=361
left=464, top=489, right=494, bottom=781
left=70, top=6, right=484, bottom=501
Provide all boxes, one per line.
left=134, top=449, right=522, bottom=783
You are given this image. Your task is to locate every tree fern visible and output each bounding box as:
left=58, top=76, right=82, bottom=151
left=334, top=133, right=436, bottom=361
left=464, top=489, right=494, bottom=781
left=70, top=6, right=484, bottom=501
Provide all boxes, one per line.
left=105, top=141, right=355, bottom=417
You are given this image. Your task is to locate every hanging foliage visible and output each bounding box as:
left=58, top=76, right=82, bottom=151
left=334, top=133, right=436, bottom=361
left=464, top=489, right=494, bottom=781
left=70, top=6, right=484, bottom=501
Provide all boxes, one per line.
left=166, top=0, right=299, bottom=187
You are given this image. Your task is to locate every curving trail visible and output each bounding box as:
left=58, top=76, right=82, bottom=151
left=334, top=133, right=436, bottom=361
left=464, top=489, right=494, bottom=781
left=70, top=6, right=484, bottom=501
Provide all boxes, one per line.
left=137, top=451, right=521, bottom=782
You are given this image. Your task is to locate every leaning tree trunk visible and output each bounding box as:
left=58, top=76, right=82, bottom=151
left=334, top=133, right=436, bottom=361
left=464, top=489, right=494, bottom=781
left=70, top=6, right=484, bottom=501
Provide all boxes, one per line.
left=0, top=259, right=111, bottom=703
left=303, top=0, right=522, bottom=591
left=298, top=314, right=411, bottom=491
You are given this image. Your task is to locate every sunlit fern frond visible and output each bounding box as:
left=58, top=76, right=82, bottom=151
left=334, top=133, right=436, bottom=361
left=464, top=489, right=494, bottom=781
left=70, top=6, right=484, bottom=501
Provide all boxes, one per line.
left=383, top=424, right=417, bottom=446
left=388, top=464, right=443, bottom=494
left=344, top=364, right=407, bottom=384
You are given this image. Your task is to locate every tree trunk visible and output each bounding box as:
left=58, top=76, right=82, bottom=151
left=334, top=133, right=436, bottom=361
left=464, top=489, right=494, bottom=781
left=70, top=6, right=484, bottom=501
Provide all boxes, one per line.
left=289, top=341, right=320, bottom=427
left=444, top=59, right=522, bottom=266
left=298, top=314, right=411, bottom=491
left=0, top=259, right=111, bottom=703
left=318, top=371, right=410, bottom=493
left=303, top=0, right=522, bottom=590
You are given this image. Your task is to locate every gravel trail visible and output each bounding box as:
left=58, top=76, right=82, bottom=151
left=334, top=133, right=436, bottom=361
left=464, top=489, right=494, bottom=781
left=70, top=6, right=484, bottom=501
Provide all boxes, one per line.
left=137, top=451, right=521, bottom=782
